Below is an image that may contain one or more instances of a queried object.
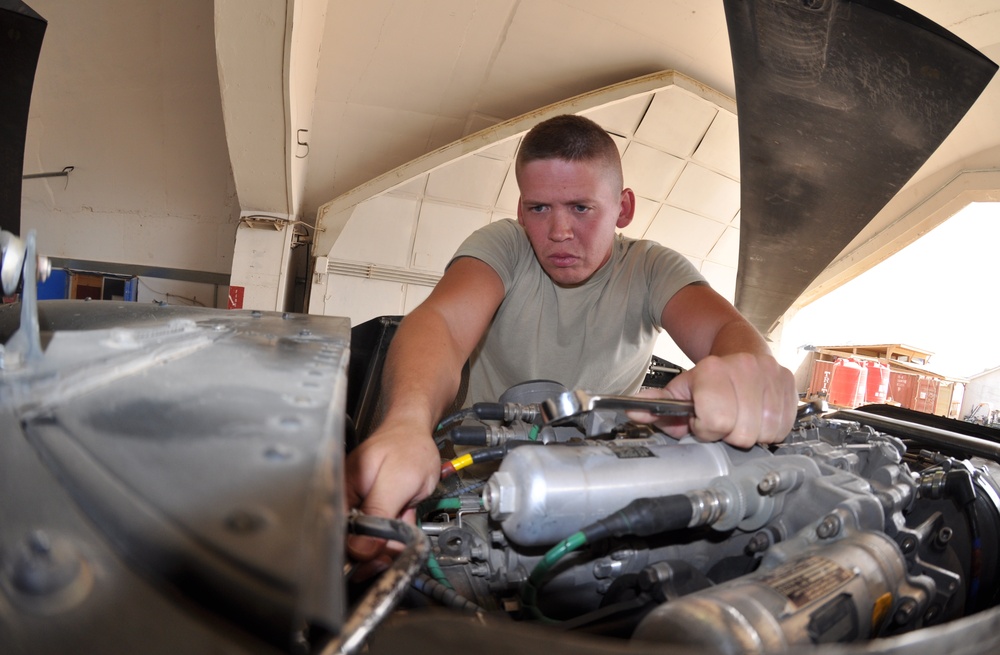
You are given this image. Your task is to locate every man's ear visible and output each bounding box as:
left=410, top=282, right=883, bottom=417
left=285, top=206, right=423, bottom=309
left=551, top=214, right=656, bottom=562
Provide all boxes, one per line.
left=616, top=188, right=636, bottom=229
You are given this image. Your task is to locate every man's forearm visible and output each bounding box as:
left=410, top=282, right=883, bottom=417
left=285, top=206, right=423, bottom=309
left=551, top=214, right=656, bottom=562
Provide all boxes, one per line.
left=370, top=256, right=504, bottom=436
left=708, top=317, right=773, bottom=360
left=378, top=306, right=470, bottom=432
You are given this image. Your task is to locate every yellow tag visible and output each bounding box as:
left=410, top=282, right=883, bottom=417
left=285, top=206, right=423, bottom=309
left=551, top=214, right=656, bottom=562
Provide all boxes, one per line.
left=872, top=592, right=893, bottom=634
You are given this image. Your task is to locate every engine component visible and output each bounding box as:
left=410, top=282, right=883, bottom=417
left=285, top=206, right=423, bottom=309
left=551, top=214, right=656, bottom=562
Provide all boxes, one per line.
left=482, top=436, right=739, bottom=546
left=633, top=531, right=928, bottom=650
left=413, top=388, right=1000, bottom=653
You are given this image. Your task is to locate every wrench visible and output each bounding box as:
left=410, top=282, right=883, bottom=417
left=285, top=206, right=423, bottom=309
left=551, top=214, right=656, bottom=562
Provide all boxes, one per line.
left=541, top=390, right=693, bottom=425
left=541, top=390, right=828, bottom=426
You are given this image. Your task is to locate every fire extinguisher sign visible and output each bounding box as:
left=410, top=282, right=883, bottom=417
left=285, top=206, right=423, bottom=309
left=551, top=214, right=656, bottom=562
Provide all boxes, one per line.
left=228, top=286, right=245, bottom=310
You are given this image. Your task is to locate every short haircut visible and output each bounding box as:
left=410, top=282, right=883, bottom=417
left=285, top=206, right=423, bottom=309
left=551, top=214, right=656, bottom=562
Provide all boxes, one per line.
left=514, top=114, right=623, bottom=190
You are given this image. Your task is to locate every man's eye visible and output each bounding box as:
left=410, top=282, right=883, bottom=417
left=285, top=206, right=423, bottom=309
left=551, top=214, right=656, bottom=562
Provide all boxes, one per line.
left=528, top=205, right=547, bottom=213
left=574, top=205, right=590, bottom=213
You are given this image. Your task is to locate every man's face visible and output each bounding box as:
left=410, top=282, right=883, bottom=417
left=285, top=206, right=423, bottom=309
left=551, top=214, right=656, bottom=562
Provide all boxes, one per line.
left=517, top=157, right=634, bottom=287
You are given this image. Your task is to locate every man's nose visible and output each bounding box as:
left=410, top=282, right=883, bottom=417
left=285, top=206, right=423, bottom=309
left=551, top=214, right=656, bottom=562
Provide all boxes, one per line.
left=548, top=210, right=574, bottom=241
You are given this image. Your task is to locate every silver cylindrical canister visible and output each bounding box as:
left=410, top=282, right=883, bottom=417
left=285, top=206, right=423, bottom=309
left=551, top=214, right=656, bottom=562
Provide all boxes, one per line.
left=482, top=437, right=733, bottom=546
left=632, top=531, right=920, bottom=651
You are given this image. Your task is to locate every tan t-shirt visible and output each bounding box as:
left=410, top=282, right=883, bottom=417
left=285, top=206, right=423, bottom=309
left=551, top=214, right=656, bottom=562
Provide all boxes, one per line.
left=452, top=219, right=706, bottom=404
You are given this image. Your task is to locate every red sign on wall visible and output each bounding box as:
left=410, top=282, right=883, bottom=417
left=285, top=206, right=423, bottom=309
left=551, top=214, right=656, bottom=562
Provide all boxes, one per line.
left=228, top=285, right=245, bottom=310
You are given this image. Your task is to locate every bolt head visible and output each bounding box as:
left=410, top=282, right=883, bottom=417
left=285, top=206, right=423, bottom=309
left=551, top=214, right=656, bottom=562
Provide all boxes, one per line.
left=485, top=472, right=516, bottom=519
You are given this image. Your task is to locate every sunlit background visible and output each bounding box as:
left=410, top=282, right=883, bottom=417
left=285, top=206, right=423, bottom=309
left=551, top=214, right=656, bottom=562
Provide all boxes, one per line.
left=780, top=201, right=1000, bottom=380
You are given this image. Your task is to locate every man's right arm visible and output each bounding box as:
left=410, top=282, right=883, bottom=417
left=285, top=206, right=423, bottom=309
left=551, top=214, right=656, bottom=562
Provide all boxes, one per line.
left=344, top=256, right=505, bottom=557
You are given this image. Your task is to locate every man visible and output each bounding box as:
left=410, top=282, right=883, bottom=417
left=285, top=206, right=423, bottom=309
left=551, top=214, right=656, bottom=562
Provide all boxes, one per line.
left=346, top=114, right=796, bottom=563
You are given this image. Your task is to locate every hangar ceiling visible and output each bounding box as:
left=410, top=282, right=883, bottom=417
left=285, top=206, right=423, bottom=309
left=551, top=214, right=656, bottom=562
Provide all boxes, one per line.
left=303, top=0, right=1000, bottom=335
left=308, top=71, right=744, bottom=333
left=16, top=0, right=1000, bottom=329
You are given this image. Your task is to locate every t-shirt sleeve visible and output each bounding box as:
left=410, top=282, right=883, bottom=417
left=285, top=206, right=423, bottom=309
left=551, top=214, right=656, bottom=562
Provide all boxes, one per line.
left=449, top=219, right=528, bottom=293
left=642, top=243, right=708, bottom=329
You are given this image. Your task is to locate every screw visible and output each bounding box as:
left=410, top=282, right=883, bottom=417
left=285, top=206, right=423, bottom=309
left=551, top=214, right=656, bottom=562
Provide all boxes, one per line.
left=9, top=530, right=82, bottom=596
left=934, top=527, right=953, bottom=549
left=611, top=548, right=635, bottom=561
left=893, top=598, right=918, bottom=625
left=816, top=514, right=842, bottom=539
left=747, top=531, right=771, bottom=554
left=593, top=559, right=621, bottom=579
left=899, top=535, right=918, bottom=554
left=758, top=472, right=780, bottom=495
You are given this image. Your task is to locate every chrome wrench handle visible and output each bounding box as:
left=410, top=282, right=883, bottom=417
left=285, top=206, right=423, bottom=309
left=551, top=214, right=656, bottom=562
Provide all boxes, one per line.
left=541, top=390, right=694, bottom=424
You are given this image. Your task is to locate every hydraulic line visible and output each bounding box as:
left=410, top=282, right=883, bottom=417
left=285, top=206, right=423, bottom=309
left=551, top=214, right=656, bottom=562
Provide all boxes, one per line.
left=832, top=409, right=1000, bottom=462
left=319, top=514, right=429, bottom=655
left=436, top=401, right=541, bottom=433
left=449, top=423, right=541, bottom=447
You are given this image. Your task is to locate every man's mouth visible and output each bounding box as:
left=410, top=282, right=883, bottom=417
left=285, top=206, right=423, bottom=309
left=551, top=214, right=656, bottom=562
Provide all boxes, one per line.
left=549, top=253, right=578, bottom=267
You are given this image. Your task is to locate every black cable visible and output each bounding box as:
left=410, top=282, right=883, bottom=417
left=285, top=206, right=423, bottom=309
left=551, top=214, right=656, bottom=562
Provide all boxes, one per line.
left=472, top=402, right=506, bottom=421
left=581, top=494, right=694, bottom=543
left=436, top=407, right=475, bottom=433
left=522, top=494, right=696, bottom=622
left=450, top=425, right=489, bottom=446
left=411, top=573, right=484, bottom=615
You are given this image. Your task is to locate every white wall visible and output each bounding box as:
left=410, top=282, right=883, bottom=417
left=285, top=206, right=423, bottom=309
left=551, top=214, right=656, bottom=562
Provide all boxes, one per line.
left=961, top=369, right=1000, bottom=421
left=21, top=0, right=239, bottom=276
left=134, top=277, right=226, bottom=309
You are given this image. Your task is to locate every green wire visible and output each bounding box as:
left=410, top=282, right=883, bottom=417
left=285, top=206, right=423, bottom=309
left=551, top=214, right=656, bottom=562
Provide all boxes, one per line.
left=433, top=498, right=463, bottom=511
left=417, top=496, right=462, bottom=519
left=425, top=550, right=452, bottom=589
left=418, top=495, right=485, bottom=588
left=521, top=530, right=589, bottom=621
left=417, top=515, right=454, bottom=589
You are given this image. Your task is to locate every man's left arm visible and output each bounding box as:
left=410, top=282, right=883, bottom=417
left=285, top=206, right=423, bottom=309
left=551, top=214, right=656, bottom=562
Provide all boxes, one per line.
left=650, top=282, right=797, bottom=447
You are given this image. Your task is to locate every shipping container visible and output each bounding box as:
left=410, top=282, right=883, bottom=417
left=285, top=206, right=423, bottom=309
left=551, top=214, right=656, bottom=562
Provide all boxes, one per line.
left=887, top=371, right=919, bottom=408
left=911, top=376, right=940, bottom=414
left=808, top=359, right=836, bottom=399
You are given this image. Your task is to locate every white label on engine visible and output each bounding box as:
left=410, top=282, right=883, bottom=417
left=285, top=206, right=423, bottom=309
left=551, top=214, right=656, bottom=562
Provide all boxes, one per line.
left=757, top=555, right=855, bottom=608
left=605, top=443, right=656, bottom=459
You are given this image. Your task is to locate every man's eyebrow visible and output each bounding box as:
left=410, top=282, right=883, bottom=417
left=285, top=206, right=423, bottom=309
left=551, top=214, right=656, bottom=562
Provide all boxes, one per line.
left=521, top=196, right=596, bottom=205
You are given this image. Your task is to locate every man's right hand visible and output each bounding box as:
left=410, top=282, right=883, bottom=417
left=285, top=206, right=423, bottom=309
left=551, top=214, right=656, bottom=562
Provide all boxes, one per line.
left=344, top=421, right=442, bottom=562
left=342, top=257, right=505, bottom=568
